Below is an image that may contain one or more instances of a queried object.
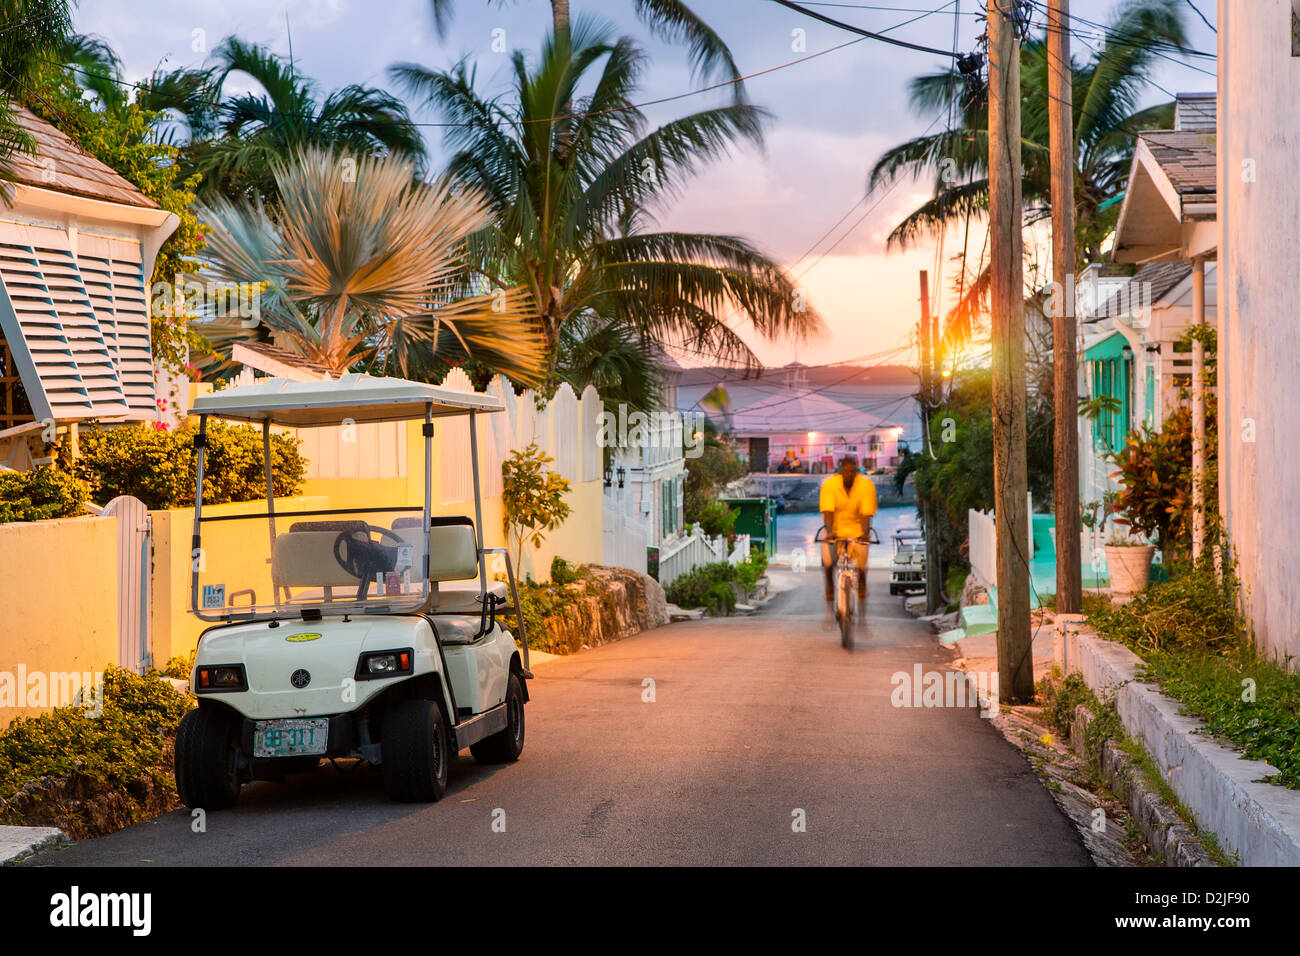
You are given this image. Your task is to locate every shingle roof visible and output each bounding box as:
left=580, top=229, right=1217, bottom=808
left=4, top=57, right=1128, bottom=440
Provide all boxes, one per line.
left=4, top=105, right=158, bottom=209
left=1095, top=261, right=1193, bottom=322
left=1140, top=130, right=1216, bottom=199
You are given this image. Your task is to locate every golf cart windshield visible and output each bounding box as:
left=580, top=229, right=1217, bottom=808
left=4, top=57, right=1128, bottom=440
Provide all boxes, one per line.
left=194, top=506, right=432, bottom=620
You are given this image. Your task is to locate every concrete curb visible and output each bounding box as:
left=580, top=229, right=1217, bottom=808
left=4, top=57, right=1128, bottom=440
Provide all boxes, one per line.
left=1071, top=705, right=1216, bottom=866
left=0, top=824, right=67, bottom=865
left=1064, top=627, right=1300, bottom=866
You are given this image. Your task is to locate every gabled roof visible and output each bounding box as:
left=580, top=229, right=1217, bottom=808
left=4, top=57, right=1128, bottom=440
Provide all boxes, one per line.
left=4, top=105, right=159, bottom=209
left=1111, top=129, right=1217, bottom=264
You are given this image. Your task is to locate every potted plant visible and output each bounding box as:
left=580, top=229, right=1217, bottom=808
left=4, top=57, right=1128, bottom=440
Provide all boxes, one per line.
left=1107, top=410, right=1193, bottom=594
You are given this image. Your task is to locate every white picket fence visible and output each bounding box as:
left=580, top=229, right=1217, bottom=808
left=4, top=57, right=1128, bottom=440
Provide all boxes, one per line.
left=659, top=526, right=728, bottom=589
left=603, top=498, right=650, bottom=575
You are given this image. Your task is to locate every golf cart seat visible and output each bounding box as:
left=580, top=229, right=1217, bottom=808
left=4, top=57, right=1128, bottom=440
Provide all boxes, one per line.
left=271, top=521, right=367, bottom=598
left=391, top=516, right=508, bottom=612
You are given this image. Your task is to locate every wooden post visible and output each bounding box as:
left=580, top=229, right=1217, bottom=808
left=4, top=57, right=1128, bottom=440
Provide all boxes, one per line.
left=1191, top=256, right=1207, bottom=563
left=920, top=272, right=942, bottom=614
left=1048, top=0, right=1082, bottom=613
left=988, top=0, right=1034, bottom=704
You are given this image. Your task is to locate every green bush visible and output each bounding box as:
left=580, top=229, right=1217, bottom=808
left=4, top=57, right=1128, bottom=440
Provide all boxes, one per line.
left=550, top=555, right=587, bottom=586
left=691, top=499, right=738, bottom=538
left=74, top=420, right=306, bottom=510
left=734, top=549, right=768, bottom=592
left=666, top=562, right=737, bottom=614
left=1085, top=564, right=1243, bottom=656
left=0, top=666, right=192, bottom=802
left=0, top=467, right=87, bottom=523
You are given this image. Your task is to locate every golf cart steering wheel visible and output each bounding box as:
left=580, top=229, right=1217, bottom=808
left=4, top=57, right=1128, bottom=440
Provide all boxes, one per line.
left=333, top=525, right=406, bottom=597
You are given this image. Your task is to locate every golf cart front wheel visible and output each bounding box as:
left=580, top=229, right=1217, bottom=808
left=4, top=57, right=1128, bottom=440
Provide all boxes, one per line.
left=175, top=706, right=242, bottom=810
left=471, top=673, right=526, bottom=764
left=383, top=699, right=449, bottom=802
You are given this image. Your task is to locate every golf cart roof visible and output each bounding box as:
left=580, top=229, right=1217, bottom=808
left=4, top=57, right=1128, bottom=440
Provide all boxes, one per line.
left=190, top=373, right=504, bottom=427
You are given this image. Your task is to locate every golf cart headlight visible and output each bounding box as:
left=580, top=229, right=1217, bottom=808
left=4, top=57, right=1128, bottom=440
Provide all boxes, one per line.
left=196, top=664, right=247, bottom=692
left=357, top=649, right=413, bottom=680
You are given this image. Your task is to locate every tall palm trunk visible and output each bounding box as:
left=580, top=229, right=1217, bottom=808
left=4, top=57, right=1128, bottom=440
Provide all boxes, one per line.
left=551, top=0, right=570, bottom=42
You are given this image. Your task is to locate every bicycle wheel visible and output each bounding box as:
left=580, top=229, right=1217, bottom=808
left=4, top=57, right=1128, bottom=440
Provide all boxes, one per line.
left=839, top=572, right=854, bottom=649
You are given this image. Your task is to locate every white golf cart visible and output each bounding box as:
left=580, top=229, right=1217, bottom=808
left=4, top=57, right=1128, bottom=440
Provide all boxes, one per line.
left=175, top=375, right=530, bottom=808
left=888, top=525, right=927, bottom=596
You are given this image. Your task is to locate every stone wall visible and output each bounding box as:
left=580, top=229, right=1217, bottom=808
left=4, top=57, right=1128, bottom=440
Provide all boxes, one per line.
left=532, top=567, right=669, bottom=655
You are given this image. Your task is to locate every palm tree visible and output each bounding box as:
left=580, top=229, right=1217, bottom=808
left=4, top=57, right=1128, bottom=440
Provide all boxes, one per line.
left=424, top=0, right=744, bottom=99
left=194, top=147, right=546, bottom=385
left=0, top=0, right=74, bottom=191
left=392, top=17, right=823, bottom=391
left=144, top=37, right=426, bottom=204
left=868, top=0, right=1188, bottom=339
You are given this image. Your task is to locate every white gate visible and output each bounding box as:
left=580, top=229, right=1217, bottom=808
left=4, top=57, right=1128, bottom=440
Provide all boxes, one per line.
left=102, top=495, right=152, bottom=673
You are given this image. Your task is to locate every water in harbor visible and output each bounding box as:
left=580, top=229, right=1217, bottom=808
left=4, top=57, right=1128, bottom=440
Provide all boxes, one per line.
left=773, top=503, right=917, bottom=567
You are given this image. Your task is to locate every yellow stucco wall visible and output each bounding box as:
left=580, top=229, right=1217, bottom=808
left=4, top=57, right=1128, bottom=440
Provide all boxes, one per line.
left=151, top=496, right=330, bottom=665
left=152, top=414, right=605, bottom=662
left=0, top=515, right=118, bottom=723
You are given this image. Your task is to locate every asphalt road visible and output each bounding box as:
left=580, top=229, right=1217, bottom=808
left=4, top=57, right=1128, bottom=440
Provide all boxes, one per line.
left=24, top=561, right=1090, bottom=867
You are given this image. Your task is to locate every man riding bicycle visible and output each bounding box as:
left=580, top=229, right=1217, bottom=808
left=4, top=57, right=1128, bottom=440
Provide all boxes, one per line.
left=819, top=455, right=878, bottom=604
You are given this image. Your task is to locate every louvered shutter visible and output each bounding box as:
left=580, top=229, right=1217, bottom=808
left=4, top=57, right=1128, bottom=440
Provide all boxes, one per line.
left=0, top=223, right=129, bottom=421
left=78, top=234, right=154, bottom=418
left=0, top=222, right=155, bottom=422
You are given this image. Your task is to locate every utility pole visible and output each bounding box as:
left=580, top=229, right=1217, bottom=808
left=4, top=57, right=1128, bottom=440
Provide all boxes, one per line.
left=988, top=0, right=1033, bottom=704
left=1048, top=0, right=1082, bottom=613
left=919, top=271, right=942, bottom=614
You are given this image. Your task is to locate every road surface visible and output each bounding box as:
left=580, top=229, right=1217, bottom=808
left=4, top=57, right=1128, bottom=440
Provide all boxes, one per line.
left=24, top=560, right=1089, bottom=867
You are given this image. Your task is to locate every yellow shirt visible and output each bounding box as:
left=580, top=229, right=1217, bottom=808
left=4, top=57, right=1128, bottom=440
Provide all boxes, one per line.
left=819, top=473, right=878, bottom=539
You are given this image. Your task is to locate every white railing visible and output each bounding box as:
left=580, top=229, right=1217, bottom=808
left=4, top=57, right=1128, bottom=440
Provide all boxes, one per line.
left=727, top=533, right=752, bottom=565
left=659, top=526, right=726, bottom=589
left=969, top=509, right=998, bottom=589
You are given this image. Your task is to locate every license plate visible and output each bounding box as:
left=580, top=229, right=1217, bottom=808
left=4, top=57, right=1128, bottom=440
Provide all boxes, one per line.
left=253, top=718, right=329, bottom=758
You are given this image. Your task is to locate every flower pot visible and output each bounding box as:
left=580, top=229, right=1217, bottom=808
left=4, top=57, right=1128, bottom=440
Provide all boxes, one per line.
left=1105, top=544, right=1156, bottom=595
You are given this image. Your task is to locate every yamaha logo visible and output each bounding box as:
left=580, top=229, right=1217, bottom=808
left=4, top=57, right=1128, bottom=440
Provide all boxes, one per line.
left=290, top=669, right=311, bottom=689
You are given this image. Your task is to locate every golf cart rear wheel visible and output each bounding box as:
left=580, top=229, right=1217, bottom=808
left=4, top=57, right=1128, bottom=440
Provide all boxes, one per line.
left=383, top=699, right=449, bottom=802
left=471, top=673, right=526, bottom=764
left=175, top=706, right=242, bottom=810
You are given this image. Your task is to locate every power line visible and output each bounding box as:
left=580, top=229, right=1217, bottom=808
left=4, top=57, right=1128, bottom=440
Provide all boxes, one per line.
left=771, top=0, right=966, bottom=58
left=55, top=28, right=874, bottom=131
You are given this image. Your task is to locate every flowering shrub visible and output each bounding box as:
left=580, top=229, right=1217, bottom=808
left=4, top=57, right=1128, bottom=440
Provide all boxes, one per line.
left=74, top=420, right=306, bottom=510
left=0, top=467, right=87, bottom=523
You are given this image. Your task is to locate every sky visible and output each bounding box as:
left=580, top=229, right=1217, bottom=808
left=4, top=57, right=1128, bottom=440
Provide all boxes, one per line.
left=74, top=0, right=1220, bottom=369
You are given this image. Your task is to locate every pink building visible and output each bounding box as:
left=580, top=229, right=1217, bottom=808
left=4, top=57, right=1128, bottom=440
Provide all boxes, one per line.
left=728, top=389, right=904, bottom=473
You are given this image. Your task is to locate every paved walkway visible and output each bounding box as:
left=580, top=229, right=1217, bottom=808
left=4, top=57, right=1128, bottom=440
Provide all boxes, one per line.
left=22, top=563, right=1088, bottom=866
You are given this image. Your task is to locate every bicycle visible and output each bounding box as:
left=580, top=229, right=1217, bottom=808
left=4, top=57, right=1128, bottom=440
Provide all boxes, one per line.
left=815, top=527, right=878, bottom=649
